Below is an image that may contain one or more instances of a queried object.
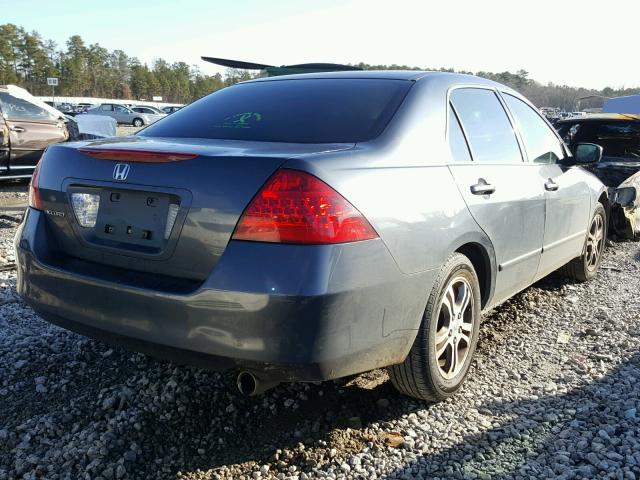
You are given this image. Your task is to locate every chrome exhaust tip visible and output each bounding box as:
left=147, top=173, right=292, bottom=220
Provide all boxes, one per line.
left=236, top=371, right=279, bottom=396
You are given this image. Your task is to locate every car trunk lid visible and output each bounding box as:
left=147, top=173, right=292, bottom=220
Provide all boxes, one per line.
left=38, top=137, right=354, bottom=285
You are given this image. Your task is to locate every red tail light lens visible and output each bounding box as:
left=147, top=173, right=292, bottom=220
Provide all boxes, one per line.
left=28, top=161, right=42, bottom=210
left=78, top=148, right=197, bottom=163
left=232, top=169, right=378, bottom=244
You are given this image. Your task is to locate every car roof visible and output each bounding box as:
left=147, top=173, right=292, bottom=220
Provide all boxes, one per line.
left=244, top=70, right=498, bottom=85
left=556, top=113, right=640, bottom=123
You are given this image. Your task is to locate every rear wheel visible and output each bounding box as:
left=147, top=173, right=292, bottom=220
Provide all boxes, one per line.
left=132, top=118, right=144, bottom=127
left=560, top=203, right=606, bottom=282
left=388, top=253, right=481, bottom=402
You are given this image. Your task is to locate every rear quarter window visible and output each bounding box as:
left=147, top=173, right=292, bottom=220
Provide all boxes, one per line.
left=140, top=79, right=412, bottom=143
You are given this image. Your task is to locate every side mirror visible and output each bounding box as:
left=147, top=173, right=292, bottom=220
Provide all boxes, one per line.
left=573, top=143, right=603, bottom=164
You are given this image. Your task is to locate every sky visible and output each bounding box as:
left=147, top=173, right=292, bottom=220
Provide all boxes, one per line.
left=2, top=0, right=639, bottom=90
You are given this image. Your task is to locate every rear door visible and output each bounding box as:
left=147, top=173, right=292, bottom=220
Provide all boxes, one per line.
left=502, top=94, right=591, bottom=278
left=113, top=105, right=132, bottom=124
left=447, top=87, right=546, bottom=305
left=0, top=91, right=67, bottom=171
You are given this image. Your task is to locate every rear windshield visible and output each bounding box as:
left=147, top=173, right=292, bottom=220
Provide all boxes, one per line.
left=139, top=79, right=412, bottom=143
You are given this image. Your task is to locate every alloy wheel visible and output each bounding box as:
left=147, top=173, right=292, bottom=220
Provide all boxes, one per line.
left=585, top=212, right=605, bottom=272
left=435, top=276, right=475, bottom=379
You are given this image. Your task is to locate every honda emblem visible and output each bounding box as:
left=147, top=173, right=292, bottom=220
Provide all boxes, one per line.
left=113, top=163, right=130, bottom=181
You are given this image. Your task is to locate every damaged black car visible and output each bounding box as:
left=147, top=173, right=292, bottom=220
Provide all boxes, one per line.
left=556, top=114, right=640, bottom=239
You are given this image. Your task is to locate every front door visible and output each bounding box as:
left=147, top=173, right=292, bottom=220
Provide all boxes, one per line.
left=447, top=88, right=545, bottom=306
left=501, top=93, right=591, bottom=279
left=537, top=164, right=591, bottom=276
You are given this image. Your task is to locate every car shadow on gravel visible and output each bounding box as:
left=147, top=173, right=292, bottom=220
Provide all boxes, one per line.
left=126, top=366, right=425, bottom=476
left=384, top=352, right=640, bottom=479
left=112, top=274, right=580, bottom=477
left=0, top=279, right=579, bottom=479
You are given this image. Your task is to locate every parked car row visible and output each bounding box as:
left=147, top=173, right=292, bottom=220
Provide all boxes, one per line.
left=43, top=101, right=96, bottom=116
left=1, top=86, right=69, bottom=179
left=0, top=86, right=186, bottom=179
left=85, top=103, right=167, bottom=127
left=15, top=71, right=610, bottom=402
left=0, top=86, right=116, bottom=179
left=43, top=101, right=183, bottom=121
left=540, top=108, right=589, bottom=123
left=81, top=103, right=183, bottom=126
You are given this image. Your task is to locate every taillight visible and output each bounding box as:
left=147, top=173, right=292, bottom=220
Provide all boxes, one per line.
left=232, top=169, right=378, bottom=244
left=78, top=148, right=197, bottom=163
left=28, top=161, right=42, bottom=210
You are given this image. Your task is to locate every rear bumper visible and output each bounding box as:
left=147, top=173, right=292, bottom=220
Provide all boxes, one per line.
left=15, top=208, right=435, bottom=382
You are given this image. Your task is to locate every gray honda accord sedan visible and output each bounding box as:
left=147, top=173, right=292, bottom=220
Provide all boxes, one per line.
left=15, top=71, right=608, bottom=401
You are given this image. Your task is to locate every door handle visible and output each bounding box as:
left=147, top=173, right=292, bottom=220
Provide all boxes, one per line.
left=470, top=182, right=496, bottom=195
left=544, top=179, right=559, bottom=192
left=9, top=126, right=25, bottom=133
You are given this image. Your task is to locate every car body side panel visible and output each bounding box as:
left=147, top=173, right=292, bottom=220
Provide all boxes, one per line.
left=16, top=208, right=434, bottom=380
left=5, top=118, right=67, bottom=170
left=284, top=157, right=492, bottom=274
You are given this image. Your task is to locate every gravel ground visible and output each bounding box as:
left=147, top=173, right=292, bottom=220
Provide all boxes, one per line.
left=0, top=184, right=27, bottom=208
left=0, top=204, right=639, bottom=479
left=117, top=126, right=144, bottom=137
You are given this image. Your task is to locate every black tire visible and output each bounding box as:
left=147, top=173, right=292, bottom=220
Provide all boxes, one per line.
left=560, top=203, right=606, bottom=282
left=388, top=252, right=481, bottom=402
left=132, top=118, right=144, bottom=127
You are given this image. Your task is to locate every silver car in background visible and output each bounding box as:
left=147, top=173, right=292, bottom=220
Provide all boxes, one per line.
left=16, top=72, right=608, bottom=401
left=130, top=105, right=167, bottom=124
left=86, top=103, right=151, bottom=127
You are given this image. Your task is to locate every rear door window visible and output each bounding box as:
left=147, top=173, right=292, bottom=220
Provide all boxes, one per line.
left=503, top=94, right=563, bottom=164
left=140, top=79, right=412, bottom=143
left=450, top=88, right=522, bottom=163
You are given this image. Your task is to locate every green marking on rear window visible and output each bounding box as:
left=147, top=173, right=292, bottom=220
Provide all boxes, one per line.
left=218, top=112, right=262, bottom=129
